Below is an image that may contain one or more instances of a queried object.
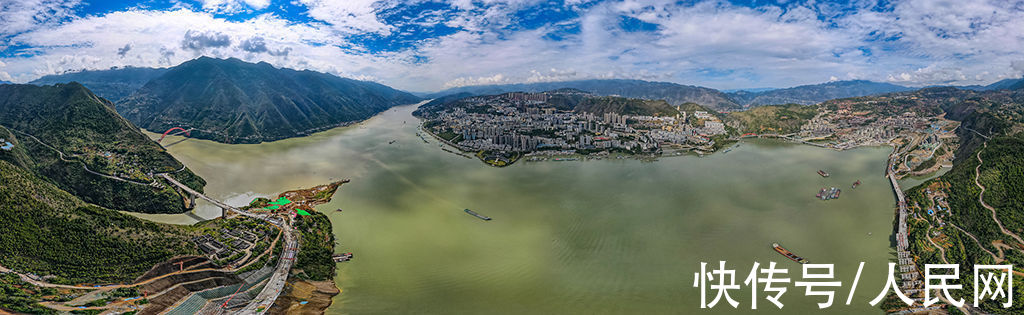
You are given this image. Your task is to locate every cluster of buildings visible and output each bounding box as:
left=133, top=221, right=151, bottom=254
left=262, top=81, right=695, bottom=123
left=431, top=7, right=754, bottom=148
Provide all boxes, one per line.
left=192, top=224, right=272, bottom=266
left=422, top=92, right=729, bottom=158
left=799, top=109, right=940, bottom=150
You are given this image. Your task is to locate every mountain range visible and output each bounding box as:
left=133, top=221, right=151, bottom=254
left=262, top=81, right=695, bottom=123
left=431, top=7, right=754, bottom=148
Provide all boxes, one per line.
left=116, top=57, right=421, bottom=143
left=22, top=57, right=1024, bottom=144
left=425, top=79, right=741, bottom=111
left=959, top=77, right=1024, bottom=91
left=29, top=66, right=168, bottom=102
left=415, top=88, right=678, bottom=118
left=724, top=80, right=914, bottom=106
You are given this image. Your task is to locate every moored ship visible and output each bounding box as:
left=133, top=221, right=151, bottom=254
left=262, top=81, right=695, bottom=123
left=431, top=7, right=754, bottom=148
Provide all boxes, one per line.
left=772, top=243, right=808, bottom=264
left=464, top=209, right=492, bottom=221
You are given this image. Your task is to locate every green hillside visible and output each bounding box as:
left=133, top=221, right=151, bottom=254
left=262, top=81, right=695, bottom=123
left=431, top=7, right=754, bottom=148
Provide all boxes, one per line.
left=116, top=57, right=421, bottom=144
left=0, top=83, right=205, bottom=214
left=725, top=104, right=817, bottom=134
left=898, top=88, right=1024, bottom=314
left=0, top=159, right=196, bottom=284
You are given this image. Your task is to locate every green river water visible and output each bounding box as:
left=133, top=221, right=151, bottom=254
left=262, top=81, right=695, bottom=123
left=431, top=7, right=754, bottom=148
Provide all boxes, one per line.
left=141, top=103, right=917, bottom=314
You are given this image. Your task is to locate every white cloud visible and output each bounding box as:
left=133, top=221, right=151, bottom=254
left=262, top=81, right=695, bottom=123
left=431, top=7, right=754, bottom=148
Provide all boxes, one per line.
left=1012, top=60, right=1024, bottom=76
left=0, top=0, right=82, bottom=46
left=886, top=65, right=969, bottom=85
left=1, top=0, right=1024, bottom=91
left=197, top=0, right=269, bottom=14
left=444, top=74, right=507, bottom=88
left=297, top=0, right=394, bottom=35
left=0, top=9, right=390, bottom=82
left=0, top=60, right=11, bottom=81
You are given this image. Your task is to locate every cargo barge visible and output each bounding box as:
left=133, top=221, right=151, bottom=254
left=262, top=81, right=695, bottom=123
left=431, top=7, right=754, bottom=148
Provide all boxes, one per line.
left=817, top=187, right=841, bottom=200
left=464, top=209, right=492, bottom=221
left=772, top=243, right=808, bottom=264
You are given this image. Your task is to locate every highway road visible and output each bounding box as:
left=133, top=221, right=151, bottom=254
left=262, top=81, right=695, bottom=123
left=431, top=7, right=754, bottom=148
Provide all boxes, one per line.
left=234, top=223, right=298, bottom=314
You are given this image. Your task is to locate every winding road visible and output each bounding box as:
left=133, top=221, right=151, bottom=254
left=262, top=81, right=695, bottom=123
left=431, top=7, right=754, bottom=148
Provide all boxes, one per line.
left=973, top=142, right=1024, bottom=246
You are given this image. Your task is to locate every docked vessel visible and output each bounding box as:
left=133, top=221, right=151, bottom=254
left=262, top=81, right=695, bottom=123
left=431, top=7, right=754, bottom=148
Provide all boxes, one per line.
left=817, top=170, right=830, bottom=177
left=333, top=252, right=354, bottom=262
left=818, top=187, right=841, bottom=200
left=772, top=243, right=808, bottom=264
left=464, top=209, right=492, bottom=221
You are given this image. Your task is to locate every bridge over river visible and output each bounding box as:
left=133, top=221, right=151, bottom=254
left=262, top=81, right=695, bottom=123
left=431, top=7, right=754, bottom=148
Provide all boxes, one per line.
left=157, top=173, right=263, bottom=220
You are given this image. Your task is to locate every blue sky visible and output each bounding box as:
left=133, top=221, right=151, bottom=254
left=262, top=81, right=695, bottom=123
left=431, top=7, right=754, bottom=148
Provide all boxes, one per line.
left=1, top=0, right=1023, bottom=91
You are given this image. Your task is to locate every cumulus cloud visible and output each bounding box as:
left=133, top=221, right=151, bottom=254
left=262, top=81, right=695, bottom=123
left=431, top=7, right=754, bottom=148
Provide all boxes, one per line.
left=181, top=30, right=232, bottom=52
left=0, top=0, right=82, bottom=48
left=1012, top=60, right=1024, bottom=76
left=0, top=60, right=11, bottom=81
left=297, top=0, right=394, bottom=35
left=116, top=43, right=132, bottom=57
left=159, top=47, right=176, bottom=65
left=239, top=37, right=291, bottom=57
left=1, top=0, right=1024, bottom=90
left=444, top=74, right=508, bottom=88
left=887, top=65, right=969, bottom=85
left=197, top=0, right=270, bottom=14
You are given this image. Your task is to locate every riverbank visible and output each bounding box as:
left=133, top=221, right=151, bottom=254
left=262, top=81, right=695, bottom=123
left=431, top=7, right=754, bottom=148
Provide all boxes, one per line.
left=150, top=104, right=897, bottom=314
left=269, top=279, right=339, bottom=314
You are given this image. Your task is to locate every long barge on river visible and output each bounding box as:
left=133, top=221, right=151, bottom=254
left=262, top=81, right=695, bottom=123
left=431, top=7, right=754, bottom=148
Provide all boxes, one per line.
left=464, top=209, right=492, bottom=221
left=772, top=243, right=808, bottom=264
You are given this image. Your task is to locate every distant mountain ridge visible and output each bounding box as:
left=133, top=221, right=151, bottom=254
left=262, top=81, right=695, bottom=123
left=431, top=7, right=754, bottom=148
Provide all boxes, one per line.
left=725, top=80, right=914, bottom=106
left=116, top=57, right=421, bottom=143
left=427, top=79, right=917, bottom=110
left=959, top=77, right=1024, bottom=91
left=416, top=89, right=678, bottom=118
left=427, top=79, right=742, bottom=111
left=29, top=66, right=168, bottom=102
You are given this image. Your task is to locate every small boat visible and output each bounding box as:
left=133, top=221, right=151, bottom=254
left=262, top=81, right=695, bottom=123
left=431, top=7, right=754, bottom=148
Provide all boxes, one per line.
left=388, top=140, right=397, bottom=144
left=852, top=180, right=861, bottom=189
left=333, top=252, right=354, bottom=262
left=772, top=243, right=808, bottom=264
left=464, top=209, right=492, bottom=221
left=335, top=209, right=344, bottom=212
left=817, top=170, right=830, bottom=177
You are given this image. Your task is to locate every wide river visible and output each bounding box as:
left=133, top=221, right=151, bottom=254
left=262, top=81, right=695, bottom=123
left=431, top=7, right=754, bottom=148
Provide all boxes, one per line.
left=144, top=103, right=910, bottom=314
